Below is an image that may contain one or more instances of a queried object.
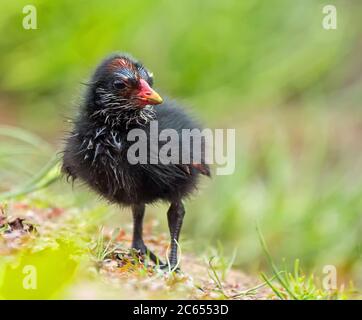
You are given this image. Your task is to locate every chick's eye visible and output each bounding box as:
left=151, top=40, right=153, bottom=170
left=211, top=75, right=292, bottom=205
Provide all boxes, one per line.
left=113, top=80, right=126, bottom=90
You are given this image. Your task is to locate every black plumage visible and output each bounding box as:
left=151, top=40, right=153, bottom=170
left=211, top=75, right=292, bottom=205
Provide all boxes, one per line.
left=62, top=53, right=210, bottom=269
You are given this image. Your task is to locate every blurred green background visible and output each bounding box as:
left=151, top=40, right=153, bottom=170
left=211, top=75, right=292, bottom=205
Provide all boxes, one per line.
left=1, top=0, right=362, bottom=292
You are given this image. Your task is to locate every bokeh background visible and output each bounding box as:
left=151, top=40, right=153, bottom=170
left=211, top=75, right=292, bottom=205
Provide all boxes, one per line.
left=1, top=0, right=362, bottom=293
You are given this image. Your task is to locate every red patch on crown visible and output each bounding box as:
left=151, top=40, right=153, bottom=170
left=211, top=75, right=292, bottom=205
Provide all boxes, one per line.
left=108, top=58, right=135, bottom=71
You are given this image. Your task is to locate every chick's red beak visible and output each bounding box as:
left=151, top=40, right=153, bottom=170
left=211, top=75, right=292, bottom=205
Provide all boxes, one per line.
left=135, top=79, right=163, bottom=106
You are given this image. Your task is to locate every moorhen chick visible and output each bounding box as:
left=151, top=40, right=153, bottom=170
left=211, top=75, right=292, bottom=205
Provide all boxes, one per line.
left=62, top=53, right=210, bottom=269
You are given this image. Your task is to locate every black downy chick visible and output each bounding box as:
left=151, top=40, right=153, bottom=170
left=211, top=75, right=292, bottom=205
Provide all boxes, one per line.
left=62, top=54, right=210, bottom=269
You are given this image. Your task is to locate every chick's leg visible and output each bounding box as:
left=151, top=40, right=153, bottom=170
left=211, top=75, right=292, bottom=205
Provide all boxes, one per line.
left=131, top=203, right=163, bottom=265
left=165, top=201, right=185, bottom=269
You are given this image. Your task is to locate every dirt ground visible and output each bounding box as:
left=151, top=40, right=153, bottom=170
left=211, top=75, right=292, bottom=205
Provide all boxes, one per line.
left=0, top=202, right=273, bottom=300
